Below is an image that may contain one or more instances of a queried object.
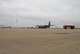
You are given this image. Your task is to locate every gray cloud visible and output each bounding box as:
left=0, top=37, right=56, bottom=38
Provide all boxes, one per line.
left=0, top=0, right=80, bottom=28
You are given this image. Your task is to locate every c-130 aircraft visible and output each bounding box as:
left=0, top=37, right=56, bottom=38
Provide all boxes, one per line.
left=36, top=21, right=54, bottom=29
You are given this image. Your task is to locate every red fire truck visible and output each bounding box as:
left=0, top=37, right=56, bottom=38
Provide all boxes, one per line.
left=63, top=25, right=75, bottom=29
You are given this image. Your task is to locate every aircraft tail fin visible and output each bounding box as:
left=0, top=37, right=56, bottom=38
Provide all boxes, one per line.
left=48, top=21, right=54, bottom=26
left=48, top=21, right=51, bottom=26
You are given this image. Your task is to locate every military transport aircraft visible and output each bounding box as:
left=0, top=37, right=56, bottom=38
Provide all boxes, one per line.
left=36, top=21, right=54, bottom=29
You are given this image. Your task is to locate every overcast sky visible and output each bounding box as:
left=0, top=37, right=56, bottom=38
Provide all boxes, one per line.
left=0, top=0, right=80, bottom=28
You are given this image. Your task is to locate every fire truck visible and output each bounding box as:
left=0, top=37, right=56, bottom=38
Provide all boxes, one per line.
left=63, top=25, right=75, bottom=29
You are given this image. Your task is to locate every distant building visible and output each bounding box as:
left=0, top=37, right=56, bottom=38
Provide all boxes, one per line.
left=0, top=26, right=12, bottom=28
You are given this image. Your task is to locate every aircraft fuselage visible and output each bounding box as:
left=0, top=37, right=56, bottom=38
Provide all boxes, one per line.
left=38, top=25, right=50, bottom=28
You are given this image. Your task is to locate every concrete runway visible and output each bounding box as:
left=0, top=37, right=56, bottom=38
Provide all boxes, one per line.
left=0, top=29, right=80, bottom=54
